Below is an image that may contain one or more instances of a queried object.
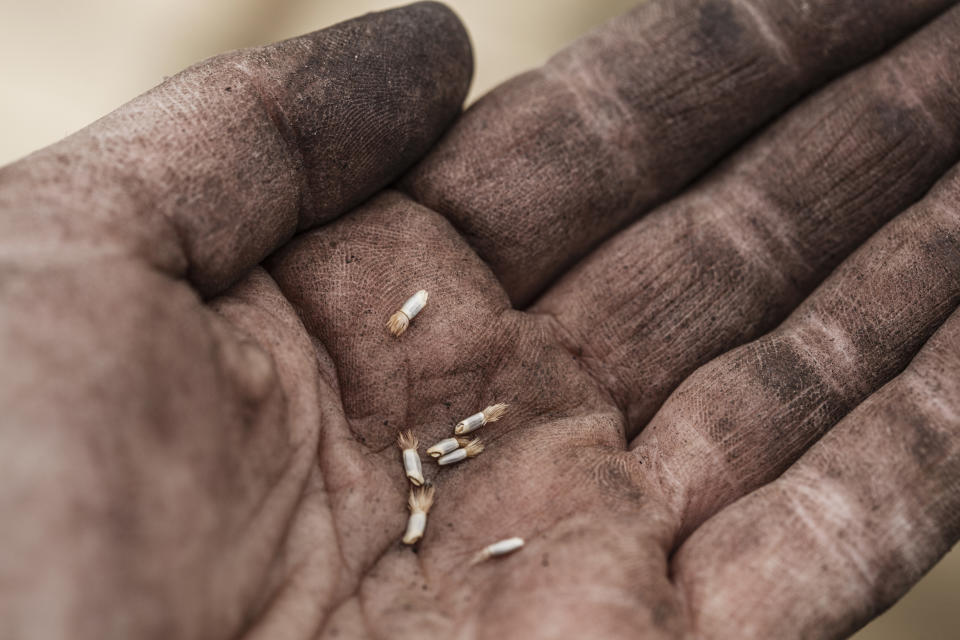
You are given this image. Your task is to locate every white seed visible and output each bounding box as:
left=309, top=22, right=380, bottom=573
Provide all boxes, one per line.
left=403, top=449, right=424, bottom=486
left=402, top=485, right=435, bottom=545
left=401, top=290, right=429, bottom=318
left=426, top=436, right=470, bottom=458
left=436, top=438, right=484, bottom=466
left=470, top=537, right=525, bottom=565
left=455, top=412, right=485, bottom=435
left=403, top=512, right=427, bottom=544
left=387, top=290, right=429, bottom=337
left=397, top=430, right=424, bottom=486
left=487, top=537, right=525, bottom=556
left=437, top=448, right=467, bottom=465
left=454, top=403, right=509, bottom=435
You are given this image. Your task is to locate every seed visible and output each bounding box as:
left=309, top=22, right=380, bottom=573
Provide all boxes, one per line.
left=470, top=537, right=525, bottom=565
left=426, top=436, right=471, bottom=458
left=402, top=485, right=436, bottom=545
left=397, top=430, right=424, bottom=486
left=436, top=438, right=484, bottom=466
left=454, top=403, right=508, bottom=435
left=387, top=290, right=429, bottom=337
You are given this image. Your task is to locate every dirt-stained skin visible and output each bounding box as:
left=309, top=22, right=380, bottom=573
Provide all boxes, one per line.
left=2, top=1, right=960, bottom=639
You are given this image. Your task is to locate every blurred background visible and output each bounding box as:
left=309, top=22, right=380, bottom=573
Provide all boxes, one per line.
left=0, top=1, right=956, bottom=637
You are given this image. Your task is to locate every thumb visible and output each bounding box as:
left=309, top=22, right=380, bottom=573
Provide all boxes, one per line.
left=0, top=1, right=472, bottom=296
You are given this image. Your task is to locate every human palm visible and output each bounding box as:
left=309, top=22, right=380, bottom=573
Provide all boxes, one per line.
left=4, top=2, right=960, bottom=639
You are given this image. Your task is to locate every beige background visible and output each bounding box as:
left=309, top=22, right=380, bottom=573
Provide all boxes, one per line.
left=0, top=1, right=956, bottom=637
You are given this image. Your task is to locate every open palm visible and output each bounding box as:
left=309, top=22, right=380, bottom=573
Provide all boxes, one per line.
left=3, top=2, right=960, bottom=639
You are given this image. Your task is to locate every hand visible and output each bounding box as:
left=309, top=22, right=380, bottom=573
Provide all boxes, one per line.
left=0, top=3, right=471, bottom=637
left=3, top=1, right=960, bottom=639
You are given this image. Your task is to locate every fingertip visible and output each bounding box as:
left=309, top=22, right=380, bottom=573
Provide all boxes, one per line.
left=402, top=1, right=475, bottom=83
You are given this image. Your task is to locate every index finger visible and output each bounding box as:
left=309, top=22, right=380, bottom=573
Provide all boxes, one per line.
left=0, top=2, right=472, bottom=296
left=403, top=0, right=954, bottom=305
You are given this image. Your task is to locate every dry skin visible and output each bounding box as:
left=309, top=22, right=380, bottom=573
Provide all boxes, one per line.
left=2, top=1, right=960, bottom=640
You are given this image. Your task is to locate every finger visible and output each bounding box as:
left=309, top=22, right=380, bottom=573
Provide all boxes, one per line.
left=674, top=306, right=960, bottom=640
left=631, top=161, right=960, bottom=536
left=537, top=4, right=960, bottom=434
left=403, top=0, right=954, bottom=304
left=0, top=2, right=472, bottom=296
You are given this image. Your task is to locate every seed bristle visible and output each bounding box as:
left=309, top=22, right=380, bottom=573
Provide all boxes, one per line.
left=455, top=436, right=472, bottom=447
left=483, top=403, right=508, bottom=422
left=387, top=311, right=410, bottom=337
left=464, top=438, right=485, bottom=457
left=397, top=430, right=418, bottom=450
left=408, top=485, right=436, bottom=513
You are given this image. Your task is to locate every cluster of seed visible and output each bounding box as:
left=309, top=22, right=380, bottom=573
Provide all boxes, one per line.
left=389, top=290, right=525, bottom=562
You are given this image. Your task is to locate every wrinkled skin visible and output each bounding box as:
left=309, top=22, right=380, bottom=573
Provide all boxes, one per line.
left=3, top=1, right=960, bottom=638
